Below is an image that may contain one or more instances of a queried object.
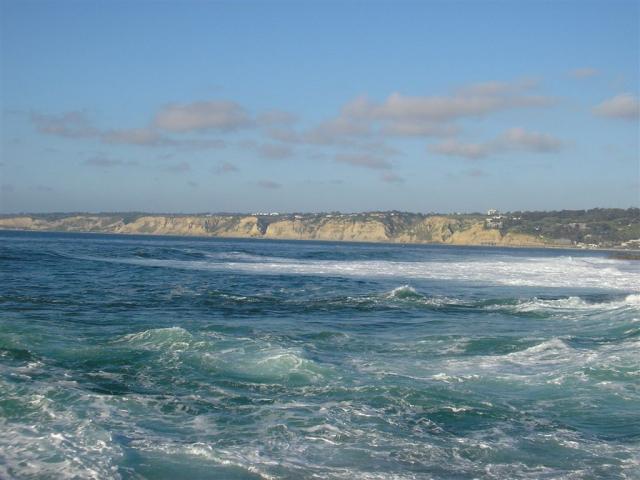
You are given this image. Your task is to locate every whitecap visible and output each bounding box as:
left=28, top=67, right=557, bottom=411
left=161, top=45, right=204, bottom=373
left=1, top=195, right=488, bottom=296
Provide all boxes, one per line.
left=512, top=295, right=640, bottom=313
left=77, top=253, right=640, bottom=290
left=116, top=326, right=192, bottom=350
left=386, top=285, right=419, bottom=299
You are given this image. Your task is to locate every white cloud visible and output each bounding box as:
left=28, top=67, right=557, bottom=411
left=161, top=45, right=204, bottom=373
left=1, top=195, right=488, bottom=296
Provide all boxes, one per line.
left=430, top=127, right=564, bottom=159
left=431, top=140, right=492, bottom=159
left=334, top=153, right=392, bottom=170
left=31, top=110, right=228, bottom=149
left=502, top=127, right=563, bottom=152
left=257, top=180, right=281, bottom=189
left=381, top=172, right=405, bottom=183
left=215, top=162, right=238, bottom=174
left=466, top=169, right=486, bottom=177
left=102, top=128, right=166, bottom=146
left=570, top=67, right=599, bottom=79
left=83, top=156, right=138, bottom=167
left=31, top=111, right=97, bottom=138
left=174, top=138, right=227, bottom=150
left=257, top=110, right=297, bottom=126
left=154, top=101, right=252, bottom=132
left=593, top=94, right=640, bottom=120
left=165, top=161, right=190, bottom=173
left=239, top=140, right=294, bottom=160
left=381, top=121, right=458, bottom=137
left=274, top=80, right=553, bottom=146
left=29, top=80, right=563, bottom=179
left=303, top=116, right=371, bottom=145
left=258, top=143, right=293, bottom=160
left=347, top=81, right=552, bottom=124
left=446, top=168, right=488, bottom=179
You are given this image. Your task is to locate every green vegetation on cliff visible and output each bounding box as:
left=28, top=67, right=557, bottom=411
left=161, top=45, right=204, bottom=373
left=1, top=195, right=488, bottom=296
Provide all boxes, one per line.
left=501, top=208, right=640, bottom=246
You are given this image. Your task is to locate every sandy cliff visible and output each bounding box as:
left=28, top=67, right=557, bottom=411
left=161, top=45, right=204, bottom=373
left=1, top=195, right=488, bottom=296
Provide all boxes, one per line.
left=264, top=218, right=389, bottom=242
left=0, top=213, right=550, bottom=247
left=111, top=215, right=267, bottom=238
left=446, top=223, right=548, bottom=247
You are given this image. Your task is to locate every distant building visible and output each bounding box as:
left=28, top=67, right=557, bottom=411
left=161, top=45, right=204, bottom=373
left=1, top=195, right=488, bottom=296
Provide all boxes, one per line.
left=485, top=219, right=503, bottom=229
left=487, top=209, right=498, bottom=216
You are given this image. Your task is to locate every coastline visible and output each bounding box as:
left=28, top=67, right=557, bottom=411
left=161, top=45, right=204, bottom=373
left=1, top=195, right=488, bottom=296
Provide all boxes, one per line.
left=1, top=209, right=637, bottom=251
left=2, top=227, right=637, bottom=254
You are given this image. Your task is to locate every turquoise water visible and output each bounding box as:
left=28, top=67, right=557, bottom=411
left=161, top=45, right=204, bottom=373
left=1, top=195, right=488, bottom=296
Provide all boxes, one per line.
left=1, top=231, right=639, bottom=479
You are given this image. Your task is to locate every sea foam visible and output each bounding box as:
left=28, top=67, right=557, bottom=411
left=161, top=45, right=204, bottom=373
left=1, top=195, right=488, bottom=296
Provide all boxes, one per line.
left=80, top=253, right=640, bottom=290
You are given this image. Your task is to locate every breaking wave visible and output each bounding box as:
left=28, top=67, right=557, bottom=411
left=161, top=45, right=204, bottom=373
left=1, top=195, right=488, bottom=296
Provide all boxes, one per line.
left=112, top=327, right=330, bottom=386
left=77, top=253, right=639, bottom=291
left=513, top=294, right=640, bottom=312
left=386, top=284, right=420, bottom=299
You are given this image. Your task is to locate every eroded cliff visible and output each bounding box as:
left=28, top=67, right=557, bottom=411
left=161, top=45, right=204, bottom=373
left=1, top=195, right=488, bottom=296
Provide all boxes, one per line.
left=0, top=212, right=555, bottom=247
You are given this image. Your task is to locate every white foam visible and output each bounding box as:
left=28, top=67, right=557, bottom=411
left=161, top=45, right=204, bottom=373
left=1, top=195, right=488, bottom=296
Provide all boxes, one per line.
left=0, top=392, right=123, bottom=480
left=386, top=284, right=418, bottom=298
left=80, top=253, right=640, bottom=291
left=202, top=344, right=329, bottom=385
left=625, top=293, right=640, bottom=304
left=116, top=326, right=192, bottom=350
left=513, top=295, right=640, bottom=313
left=503, top=338, right=577, bottom=365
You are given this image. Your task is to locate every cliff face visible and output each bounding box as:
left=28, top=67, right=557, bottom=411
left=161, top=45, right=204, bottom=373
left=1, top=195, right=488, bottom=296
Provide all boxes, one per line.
left=393, top=216, right=467, bottom=243
left=264, top=218, right=389, bottom=242
left=0, top=215, right=126, bottom=232
left=113, top=215, right=263, bottom=238
left=0, top=213, right=550, bottom=247
left=446, top=223, right=548, bottom=247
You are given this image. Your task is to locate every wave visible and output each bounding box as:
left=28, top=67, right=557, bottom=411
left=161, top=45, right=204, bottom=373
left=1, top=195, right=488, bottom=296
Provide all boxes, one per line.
left=511, top=294, right=640, bottom=313
left=152, top=284, right=640, bottom=317
left=383, top=285, right=460, bottom=308
left=386, top=284, right=420, bottom=299
left=113, top=327, right=330, bottom=386
left=205, top=251, right=295, bottom=264
left=116, top=326, right=193, bottom=350
left=382, top=288, right=640, bottom=314
left=76, top=253, right=640, bottom=290
left=502, top=338, right=574, bottom=364
left=624, top=293, right=640, bottom=305
left=407, top=335, right=640, bottom=393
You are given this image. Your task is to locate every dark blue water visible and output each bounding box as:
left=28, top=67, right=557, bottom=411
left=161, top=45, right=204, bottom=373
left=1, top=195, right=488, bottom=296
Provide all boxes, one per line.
left=1, top=231, right=639, bottom=479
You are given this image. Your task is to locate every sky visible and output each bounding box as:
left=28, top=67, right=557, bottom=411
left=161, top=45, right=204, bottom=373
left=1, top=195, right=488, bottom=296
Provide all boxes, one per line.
left=1, top=0, right=639, bottom=214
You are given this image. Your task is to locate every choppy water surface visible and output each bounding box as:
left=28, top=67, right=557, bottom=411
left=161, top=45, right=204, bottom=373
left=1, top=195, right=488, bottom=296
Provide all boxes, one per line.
left=1, top=231, right=639, bottom=479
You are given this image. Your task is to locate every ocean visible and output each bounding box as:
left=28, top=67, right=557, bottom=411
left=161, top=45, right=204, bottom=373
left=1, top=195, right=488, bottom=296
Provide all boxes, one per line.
left=0, top=230, right=638, bottom=479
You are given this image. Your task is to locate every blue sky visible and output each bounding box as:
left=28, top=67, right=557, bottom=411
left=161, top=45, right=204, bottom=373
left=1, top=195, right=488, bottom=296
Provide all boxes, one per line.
left=1, top=0, right=638, bottom=214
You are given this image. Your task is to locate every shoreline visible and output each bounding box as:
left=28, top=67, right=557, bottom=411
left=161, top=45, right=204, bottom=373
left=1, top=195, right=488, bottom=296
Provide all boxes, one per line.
left=2, top=227, right=638, bottom=254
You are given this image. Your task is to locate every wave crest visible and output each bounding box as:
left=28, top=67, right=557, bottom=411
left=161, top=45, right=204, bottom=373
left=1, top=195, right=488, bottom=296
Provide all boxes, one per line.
left=386, top=285, right=421, bottom=299
left=117, top=327, right=192, bottom=350
left=513, top=295, right=640, bottom=313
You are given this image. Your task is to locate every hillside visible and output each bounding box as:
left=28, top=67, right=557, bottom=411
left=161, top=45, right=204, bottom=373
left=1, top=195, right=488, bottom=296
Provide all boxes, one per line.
left=0, top=208, right=638, bottom=249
